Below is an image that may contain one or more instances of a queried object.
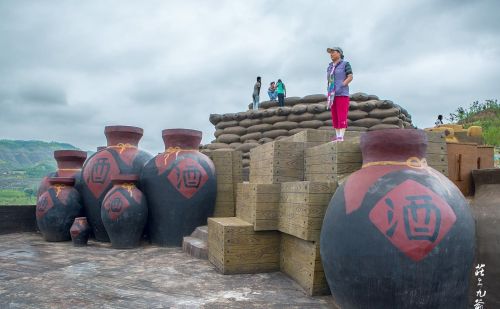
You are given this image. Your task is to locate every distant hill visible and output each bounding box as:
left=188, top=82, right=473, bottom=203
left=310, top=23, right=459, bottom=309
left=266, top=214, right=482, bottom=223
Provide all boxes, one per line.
left=0, top=140, right=87, bottom=192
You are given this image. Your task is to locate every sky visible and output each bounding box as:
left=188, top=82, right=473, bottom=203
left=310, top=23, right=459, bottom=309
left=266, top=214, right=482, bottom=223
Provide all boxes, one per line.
left=1, top=0, right=499, bottom=154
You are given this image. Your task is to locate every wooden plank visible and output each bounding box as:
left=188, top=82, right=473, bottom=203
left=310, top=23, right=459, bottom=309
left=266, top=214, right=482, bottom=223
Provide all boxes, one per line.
left=305, top=152, right=363, bottom=164
left=281, top=181, right=337, bottom=194
left=280, top=192, right=333, bottom=204
left=280, top=234, right=329, bottom=296
left=425, top=131, right=446, bottom=143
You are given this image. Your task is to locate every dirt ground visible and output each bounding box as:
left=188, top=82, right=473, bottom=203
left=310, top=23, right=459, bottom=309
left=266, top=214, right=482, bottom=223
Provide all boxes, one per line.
left=0, top=233, right=337, bottom=309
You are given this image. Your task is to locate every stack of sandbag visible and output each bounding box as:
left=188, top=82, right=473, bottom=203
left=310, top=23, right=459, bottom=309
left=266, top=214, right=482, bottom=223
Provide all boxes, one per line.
left=204, top=93, right=414, bottom=171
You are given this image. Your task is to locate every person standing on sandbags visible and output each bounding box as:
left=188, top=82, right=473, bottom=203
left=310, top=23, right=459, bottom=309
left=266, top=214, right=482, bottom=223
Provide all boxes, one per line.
left=252, top=76, right=261, bottom=110
left=276, top=79, right=286, bottom=107
left=326, top=47, right=353, bottom=142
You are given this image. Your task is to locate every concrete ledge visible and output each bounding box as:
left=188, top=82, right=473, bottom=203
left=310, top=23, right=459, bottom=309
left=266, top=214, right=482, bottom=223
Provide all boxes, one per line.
left=0, top=205, right=37, bottom=234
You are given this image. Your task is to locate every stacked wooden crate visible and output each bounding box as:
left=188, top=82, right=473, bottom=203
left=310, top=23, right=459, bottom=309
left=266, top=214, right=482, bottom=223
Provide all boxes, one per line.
left=249, top=141, right=305, bottom=183
left=208, top=217, right=281, bottom=274
left=304, top=141, right=362, bottom=183
left=278, top=181, right=337, bottom=241
left=208, top=129, right=365, bottom=296
left=281, top=233, right=330, bottom=296
left=425, top=131, right=449, bottom=176
left=207, top=149, right=243, bottom=217
left=236, top=183, right=281, bottom=231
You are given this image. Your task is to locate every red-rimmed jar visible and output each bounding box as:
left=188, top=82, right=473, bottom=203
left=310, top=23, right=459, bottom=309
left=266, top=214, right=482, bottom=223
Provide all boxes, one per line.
left=140, top=129, right=216, bottom=246
left=70, top=217, right=91, bottom=246
left=37, top=150, right=87, bottom=199
left=80, top=126, right=152, bottom=242
left=101, top=175, right=148, bottom=249
left=320, top=129, right=475, bottom=308
left=36, top=177, right=83, bottom=242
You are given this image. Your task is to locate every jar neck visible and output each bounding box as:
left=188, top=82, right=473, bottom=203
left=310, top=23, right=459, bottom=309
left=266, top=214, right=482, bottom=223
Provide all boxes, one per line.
left=360, top=129, right=427, bottom=165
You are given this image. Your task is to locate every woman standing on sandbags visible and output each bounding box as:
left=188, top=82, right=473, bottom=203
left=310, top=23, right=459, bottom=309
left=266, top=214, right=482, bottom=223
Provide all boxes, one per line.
left=326, top=47, right=353, bottom=142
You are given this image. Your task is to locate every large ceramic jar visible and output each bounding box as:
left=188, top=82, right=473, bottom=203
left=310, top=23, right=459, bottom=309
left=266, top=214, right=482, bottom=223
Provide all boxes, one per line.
left=320, top=129, right=475, bottom=309
left=37, top=150, right=87, bottom=198
left=80, top=126, right=152, bottom=242
left=140, top=129, right=216, bottom=246
left=101, top=175, right=148, bottom=249
left=36, top=177, right=83, bottom=241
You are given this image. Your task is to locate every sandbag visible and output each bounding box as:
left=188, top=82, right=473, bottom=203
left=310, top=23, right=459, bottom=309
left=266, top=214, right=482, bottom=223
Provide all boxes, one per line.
left=318, top=126, right=333, bottom=130
left=301, top=94, right=327, bottom=103
left=258, top=137, right=273, bottom=144
left=209, top=114, right=222, bottom=125
left=222, top=113, right=236, bottom=121
left=242, top=158, right=250, bottom=167
left=368, top=124, right=401, bottom=131
left=242, top=152, right=250, bottom=159
left=234, top=112, right=249, bottom=121
left=262, top=109, right=277, bottom=118
left=307, top=103, right=327, bottom=113
left=403, top=121, right=413, bottom=128
left=367, top=94, right=379, bottom=100
left=260, top=100, right=279, bottom=109
left=350, top=92, right=369, bottom=101
left=215, top=120, right=239, bottom=130
left=348, top=101, right=359, bottom=111
left=347, top=126, right=368, bottom=132
left=236, top=143, right=260, bottom=153
left=240, top=132, right=263, bottom=142
left=275, top=136, right=289, bottom=141
left=248, top=110, right=264, bottom=119
left=324, top=119, right=333, bottom=126
left=272, top=121, right=299, bottom=130
left=381, top=117, right=403, bottom=126
left=244, top=139, right=259, bottom=144
left=291, top=104, right=308, bottom=114
left=217, top=134, right=241, bottom=144
left=288, top=128, right=308, bottom=135
left=239, top=118, right=262, bottom=127
left=315, top=111, right=332, bottom=121
left=223, top=126, right=247, bottom=135
left=357, top=100, right=377, bottom=112
left=247, top=123, right=273, bottom=133
left=229, top=142, right=243, bottom=149
left=214, top=129, right=224, bottom=138
left=287, top=112, right=314, bottom=122
left=263, top=129, right=289, bottom=139
left=376, top=100, right=394, bottom=109
left=284, top=97, right=303, bottom=106
left=206, top=143, right=230, bottom=150
left=347, top=109, right=368, bottom=121
left=368, top=107, right=400, bottom=119
left=262, top=115, right=288, bottom=124
left=276, top=106, right=292, bottom=116
left=351, top=118, right=381, bottom=128
left=299, top=120, right=323, bottom=129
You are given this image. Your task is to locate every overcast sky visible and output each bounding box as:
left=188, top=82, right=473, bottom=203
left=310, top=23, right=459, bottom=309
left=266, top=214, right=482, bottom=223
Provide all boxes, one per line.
left=1, top=0, right=499, bottom=154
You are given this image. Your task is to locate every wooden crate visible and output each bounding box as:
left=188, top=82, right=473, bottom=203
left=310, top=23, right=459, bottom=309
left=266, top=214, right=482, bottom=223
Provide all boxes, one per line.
left=279, top=181, right=337, bottom=241
left=208, top=217, right=281, bottom=274
left=304, top=141, right=362, bottom=183
left=477, top=146, right=494, bottom=169
left=447, top=143, right=478, bottom=196
left=425, top=131, right=449, bottom=176
left=208, top=150, right=243, bottom=217
left=236, top=183, right=281, bottom=231
left=249, top=141, right=304, bottom=184
left=280, top=234, right=330, bottom=296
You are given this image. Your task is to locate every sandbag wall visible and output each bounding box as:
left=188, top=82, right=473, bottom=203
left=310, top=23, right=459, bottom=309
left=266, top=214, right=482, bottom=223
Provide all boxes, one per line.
left=205, top=93, right=414, bottom=175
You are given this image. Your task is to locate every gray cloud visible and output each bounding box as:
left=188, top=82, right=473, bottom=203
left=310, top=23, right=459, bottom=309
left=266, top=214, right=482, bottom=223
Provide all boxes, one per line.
left=0, top=0, right=499, bottom=154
